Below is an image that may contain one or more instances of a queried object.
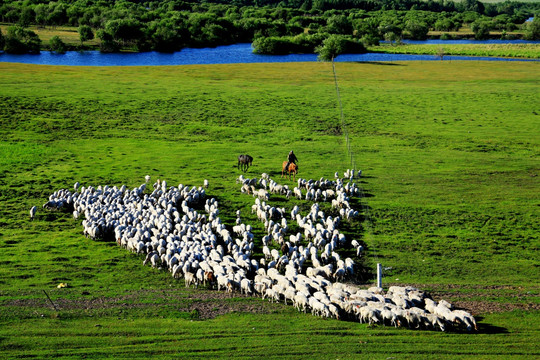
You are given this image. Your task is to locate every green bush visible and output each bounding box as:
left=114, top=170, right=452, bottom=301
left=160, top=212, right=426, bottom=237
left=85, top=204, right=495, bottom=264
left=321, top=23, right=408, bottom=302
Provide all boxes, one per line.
left=49, top=35, right=66, bottom=54
left=440, top=33, right=452, bottom=40
left=315, top=34, right=366, bottom=61
left=359, top=33, right=380, bottom=46
left=78, top=25, right=94, bottom=46
left=252, top=33, right=326, bottom=55
left=471, top=20, right=492, bottom=40
left=404, top=20, right=429, bottom=40
left=524, top=17, right=540, bottom=40
left=3, top=26, right=40, bottom=54
left=252, top=36, right=293, bottom=55
left=97, top=29, right=120, bottom=53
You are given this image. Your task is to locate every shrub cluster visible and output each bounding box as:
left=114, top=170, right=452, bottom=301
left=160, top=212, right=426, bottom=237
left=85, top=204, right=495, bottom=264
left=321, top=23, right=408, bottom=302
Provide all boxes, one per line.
left=0, top=0, right=538, bottom=54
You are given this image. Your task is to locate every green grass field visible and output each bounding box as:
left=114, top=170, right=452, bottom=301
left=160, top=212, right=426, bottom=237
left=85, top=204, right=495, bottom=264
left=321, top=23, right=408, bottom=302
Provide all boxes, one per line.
left=371, top=43, right=540, bottom=59
left=0, top=23, right=100, bottom=48
left=0, top=61, right=538, bottom=358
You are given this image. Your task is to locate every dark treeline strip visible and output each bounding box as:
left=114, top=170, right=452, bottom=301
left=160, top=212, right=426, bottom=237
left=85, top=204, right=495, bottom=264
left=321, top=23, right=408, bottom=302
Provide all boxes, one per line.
left=0, top=0, right=538, bottom=55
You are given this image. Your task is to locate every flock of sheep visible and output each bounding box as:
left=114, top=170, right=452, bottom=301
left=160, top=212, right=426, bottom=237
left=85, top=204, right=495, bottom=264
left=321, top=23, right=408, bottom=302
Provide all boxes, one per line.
left=37, top=170, right=477, bottom=332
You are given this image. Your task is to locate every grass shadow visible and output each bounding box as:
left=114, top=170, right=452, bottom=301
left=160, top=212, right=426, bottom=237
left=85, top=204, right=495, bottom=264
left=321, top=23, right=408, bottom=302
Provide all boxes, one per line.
left=270, top=197, right=289, bottom=203
left=475, top=316, right=509, bottom=334
left=268, top=170, right=284, bottom=178
left=352, top=61, right=406, bottom=66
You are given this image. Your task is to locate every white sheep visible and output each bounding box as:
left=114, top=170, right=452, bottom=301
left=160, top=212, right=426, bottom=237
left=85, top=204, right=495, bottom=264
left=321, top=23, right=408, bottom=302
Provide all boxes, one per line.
left=185, top=271, right=197, bottom=288
left=41, top=178, right=472, bottom=333
left=240, top=278, right=253, bottom=295
left=29, top=206, right=37, bottom=220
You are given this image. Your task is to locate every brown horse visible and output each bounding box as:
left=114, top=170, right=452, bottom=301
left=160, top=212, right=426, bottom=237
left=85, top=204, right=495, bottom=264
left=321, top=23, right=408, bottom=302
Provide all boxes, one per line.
left=238, top=154, right=253, bottom=172
left=282, top=161, right=298, bottom=181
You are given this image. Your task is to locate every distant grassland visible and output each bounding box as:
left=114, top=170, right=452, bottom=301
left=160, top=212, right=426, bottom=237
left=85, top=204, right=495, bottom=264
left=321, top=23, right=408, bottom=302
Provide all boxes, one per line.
left=0, top=23, right=100, bottom=47
left=371, top=43, right=540, bottom=58
left=0, top=61, right=538, bottom=358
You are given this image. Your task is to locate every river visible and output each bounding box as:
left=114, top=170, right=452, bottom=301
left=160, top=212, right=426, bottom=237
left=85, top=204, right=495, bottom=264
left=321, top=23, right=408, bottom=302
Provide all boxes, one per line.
left=0, top=42, right=538, bottom=66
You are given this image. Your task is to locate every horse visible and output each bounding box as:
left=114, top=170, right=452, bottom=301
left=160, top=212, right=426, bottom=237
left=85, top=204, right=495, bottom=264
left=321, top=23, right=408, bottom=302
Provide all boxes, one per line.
left=282, top=161, right=298, bottom=181
left=238, top=154, right=253, bottom=172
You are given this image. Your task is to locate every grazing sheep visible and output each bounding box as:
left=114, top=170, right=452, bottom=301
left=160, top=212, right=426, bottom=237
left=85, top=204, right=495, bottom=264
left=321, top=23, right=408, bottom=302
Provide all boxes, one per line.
left=453, top=309, right=477, bottom=332
left=241, top=278, right=253, bottom=295
left=29, top=206, right=37, bottom=220
left=381, top=308, right=400, bottom=327
left=333, top=268, right=346, bottom=282
left=217, top=276, right=231, bottom=292
left=185, top=271, right=197, bottom=288
left=294, top=293, right=309, bottom=312
left=263, top=288, right=278, bottom=303
left=40, top=176, right=475, bottom=334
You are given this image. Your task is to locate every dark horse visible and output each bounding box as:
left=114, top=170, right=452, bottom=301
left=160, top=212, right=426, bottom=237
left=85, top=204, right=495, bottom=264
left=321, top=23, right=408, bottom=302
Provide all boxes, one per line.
left=238, top=154, right=253, bottom=172
left=282, top=161, right=298, bottom=181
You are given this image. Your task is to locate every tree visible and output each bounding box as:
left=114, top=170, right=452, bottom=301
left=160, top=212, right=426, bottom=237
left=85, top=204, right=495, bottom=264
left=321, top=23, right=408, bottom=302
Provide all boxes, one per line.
left=326, top=14, right=352, bottom=34
left=151, top=22, right=184, bottom=52
left=78, top=25, right=94, bottom=46
left=359, top=34, right=380, bottom=47
left=461, top=0, right=485, bottom=14
left=96, top=29, right=119, bottom=53
left=353, top=17, right=380, bottom=40
left=316, top=34, right=342, bottom=61
left=3, top=26, right=41, bottom=54
left=49, top=35, right=66, bottom=54
left=471, top=20, right=491, bottom=40
left=34, top=4, right=48, bottom=28
left=404, top=19, right=429, bottom=40
left=384, top=31, right=401, bottom=44
left=47, top=3, right=68, bottom=28
left=378, top=21, right=403, bottom=41
left=0, top=29, right=4, bottom=50
left=524, top=17, right=540, bottom=40
left=437, top=47, right=445, bottom=60
left=434, top=17, right=460, bottom=32
left=315, top=34, right=365, bottom=61
left=67, top=5, right=84, bottom=26
left=19, top=6, right=35, bottom=27
left=252, top=36, right=293, bottom=54
left=104, top=18, right=145, bottom=48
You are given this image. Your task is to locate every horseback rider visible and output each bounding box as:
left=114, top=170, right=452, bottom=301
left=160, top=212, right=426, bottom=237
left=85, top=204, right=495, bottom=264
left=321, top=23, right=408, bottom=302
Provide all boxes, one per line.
left=285, top=150, right=298, bottom=173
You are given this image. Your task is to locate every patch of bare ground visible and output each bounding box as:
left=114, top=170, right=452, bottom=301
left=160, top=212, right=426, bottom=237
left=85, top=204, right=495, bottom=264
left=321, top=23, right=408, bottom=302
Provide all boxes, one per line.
left=451, top=301, right=539, bottom=315
left=5, top=283, right=538, bottom=320
left=5, top=288, right=290, bottom=320
left=386, top=283, right=540, bottom=315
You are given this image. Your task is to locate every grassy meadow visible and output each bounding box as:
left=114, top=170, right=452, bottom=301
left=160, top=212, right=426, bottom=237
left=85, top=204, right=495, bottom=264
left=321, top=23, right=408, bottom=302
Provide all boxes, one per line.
left=371, top=43, right=540, bottom=59
left=0, top=23, right=100, bottom=48
left=0, top=61, right=538, bottom=358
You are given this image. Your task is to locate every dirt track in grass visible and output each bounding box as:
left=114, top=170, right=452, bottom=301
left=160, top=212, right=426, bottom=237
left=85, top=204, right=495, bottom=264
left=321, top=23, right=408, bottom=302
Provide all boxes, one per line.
left=5, top=283, right=538, bottom=320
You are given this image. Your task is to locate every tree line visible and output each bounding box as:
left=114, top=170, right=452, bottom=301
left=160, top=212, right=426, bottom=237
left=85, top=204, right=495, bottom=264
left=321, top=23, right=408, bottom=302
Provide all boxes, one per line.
left=0, top=0, right=538, bottom=57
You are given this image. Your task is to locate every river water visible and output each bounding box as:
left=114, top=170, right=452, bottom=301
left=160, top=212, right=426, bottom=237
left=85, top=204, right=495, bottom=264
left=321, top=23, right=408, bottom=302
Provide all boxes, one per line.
left=0, top=42, right=538, bottom=66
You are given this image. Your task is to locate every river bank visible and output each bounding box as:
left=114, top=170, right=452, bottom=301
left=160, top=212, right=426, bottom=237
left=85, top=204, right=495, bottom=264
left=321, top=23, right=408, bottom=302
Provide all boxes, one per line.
left=370, top=42, right=540, bottom=59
